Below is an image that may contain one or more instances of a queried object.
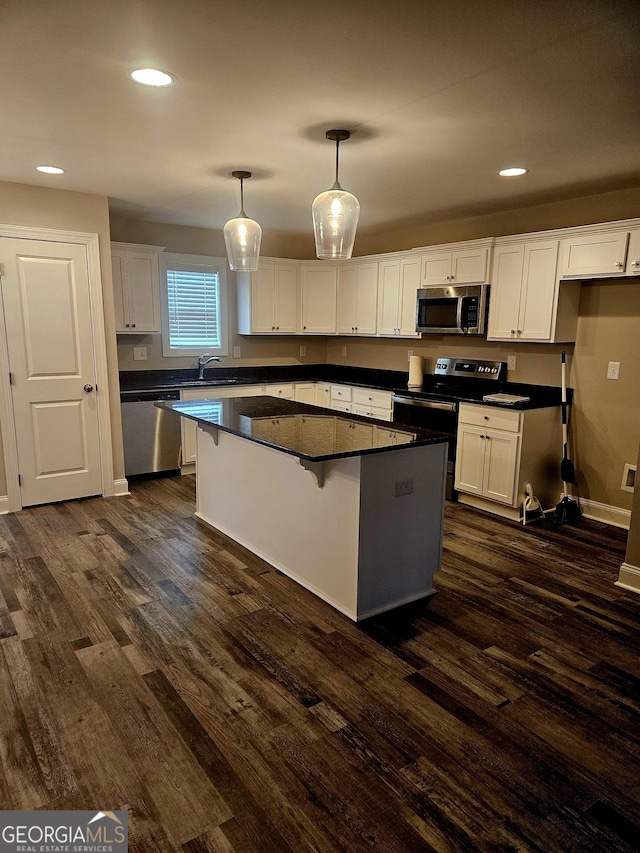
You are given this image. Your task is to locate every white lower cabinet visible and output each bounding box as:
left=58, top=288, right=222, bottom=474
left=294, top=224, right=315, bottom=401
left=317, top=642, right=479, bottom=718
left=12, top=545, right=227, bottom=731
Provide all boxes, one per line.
left=180, top=384, right=265, bottom=466
left=314, top=382, right=331, bottom=408
left=351, top=387, right=393, bottom=421
left=455, top=403, right=561, bottom=520
left=293, top=382, right=315, bottom=404
left=267, top=383, right=295, bottom=400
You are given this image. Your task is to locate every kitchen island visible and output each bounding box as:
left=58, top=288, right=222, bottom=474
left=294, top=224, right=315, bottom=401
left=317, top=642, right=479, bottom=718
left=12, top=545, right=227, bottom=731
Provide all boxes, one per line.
left=158, top=396, right=449, bottom=621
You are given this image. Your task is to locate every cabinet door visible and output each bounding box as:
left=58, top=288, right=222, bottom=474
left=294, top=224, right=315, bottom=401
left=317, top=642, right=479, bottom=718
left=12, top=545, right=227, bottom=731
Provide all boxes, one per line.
left=626, top=230, right=640, bottom=276
left=314, top=383, right=331, bottom=408
left=301, top=266, right=337, bottom=333
left=482, top=430, right=519, bottom=504
left=377, top=260, right=401, bottom=335
left=274, top=266, right=298, bottom=332
left=451, top=247, right=488, bottom=284
left=421, top=251, right=452, bottom=285
left=111, top=249, right=129, bottom=331
left=251, top=264, right=276, bottom=333
left=294, top=383, right=315, bottom=404
left=355, top=263, right=378, bottom=335
left=398, top=257, right=421, bottom=337
left=518, top=240, right=559, bottom=340
left=558, top=231, right=629, bottom=278
left=127, top=251, right=161, bottom=333
left=337, top=267, right=358, bottom=334
left=454, top=424, right=486, bottom=495
left=487, top=244, right=524, bottom=340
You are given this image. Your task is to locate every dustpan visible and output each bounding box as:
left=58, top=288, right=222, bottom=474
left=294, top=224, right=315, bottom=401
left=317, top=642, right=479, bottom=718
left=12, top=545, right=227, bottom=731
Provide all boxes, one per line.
left=522, top=483, right=544, bottom=525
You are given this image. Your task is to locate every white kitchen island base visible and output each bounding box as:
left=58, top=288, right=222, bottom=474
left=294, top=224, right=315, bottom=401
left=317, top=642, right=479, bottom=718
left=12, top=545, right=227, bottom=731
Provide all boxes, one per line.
left=194, top=424, right=447, bottom=621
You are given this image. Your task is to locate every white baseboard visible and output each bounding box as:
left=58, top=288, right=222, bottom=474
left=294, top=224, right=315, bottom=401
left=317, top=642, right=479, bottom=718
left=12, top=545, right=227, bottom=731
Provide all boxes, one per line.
left=0, top=495, right=9, bottom=515
left=615, top=562, right=640, bottom=594
left=112, top=478, right=130, bottom=497
left=578, top=497, right=631, bottom=529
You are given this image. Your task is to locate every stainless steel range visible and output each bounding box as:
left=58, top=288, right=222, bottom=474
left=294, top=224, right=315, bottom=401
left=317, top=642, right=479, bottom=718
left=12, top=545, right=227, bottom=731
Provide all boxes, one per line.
left=392, top=357, right=506, bottom=500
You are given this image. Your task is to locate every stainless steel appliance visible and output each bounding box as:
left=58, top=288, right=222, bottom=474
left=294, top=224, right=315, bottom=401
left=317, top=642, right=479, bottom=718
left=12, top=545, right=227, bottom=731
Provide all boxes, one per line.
left=392, top=357, right=505, bottom=500
left=416, top=283, right=489, bottom=335
left=121, top=389, right=182, bottom=476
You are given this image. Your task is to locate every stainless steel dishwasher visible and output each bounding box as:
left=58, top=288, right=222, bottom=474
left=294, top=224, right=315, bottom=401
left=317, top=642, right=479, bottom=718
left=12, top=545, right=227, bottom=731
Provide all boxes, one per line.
left=120, top=389, right=182, bottom=476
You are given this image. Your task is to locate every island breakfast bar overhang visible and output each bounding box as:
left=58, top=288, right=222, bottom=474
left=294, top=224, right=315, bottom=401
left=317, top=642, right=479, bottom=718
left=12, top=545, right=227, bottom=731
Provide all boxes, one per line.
left=158, top=397, right=449, bottom=621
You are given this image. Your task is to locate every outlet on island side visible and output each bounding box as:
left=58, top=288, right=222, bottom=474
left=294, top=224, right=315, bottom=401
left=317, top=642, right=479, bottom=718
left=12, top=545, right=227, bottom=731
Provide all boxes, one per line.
left=395, top=478, right=414, bottom=497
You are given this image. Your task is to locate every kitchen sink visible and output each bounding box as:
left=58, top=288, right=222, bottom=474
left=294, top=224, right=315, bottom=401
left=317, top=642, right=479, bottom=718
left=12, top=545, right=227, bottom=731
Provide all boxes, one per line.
left=180, top=379, right=241, bottom=386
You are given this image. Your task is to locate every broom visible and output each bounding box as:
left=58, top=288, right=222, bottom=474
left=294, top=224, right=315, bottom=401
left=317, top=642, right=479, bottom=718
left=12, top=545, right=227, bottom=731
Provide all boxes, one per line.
left=552, top=351, right=582, bottom=525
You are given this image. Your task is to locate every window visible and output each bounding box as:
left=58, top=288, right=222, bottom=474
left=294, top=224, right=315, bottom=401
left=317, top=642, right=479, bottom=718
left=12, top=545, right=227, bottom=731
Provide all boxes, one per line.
left=160, top=253, right=229, bottom=357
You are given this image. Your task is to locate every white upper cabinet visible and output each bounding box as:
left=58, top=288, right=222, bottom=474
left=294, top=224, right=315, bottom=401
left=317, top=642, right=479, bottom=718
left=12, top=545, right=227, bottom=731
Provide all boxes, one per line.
left=420, top=239, right=491, bottom=285
left=377, top=255, right=420, bottom=337
left=236, top=260, right=298, bottom=334
left=558, top=230, right=630, bottom=278
left=300, top=264, right=338, bottom=334
left=337, top=262, right=378, bottom=335
left=111, top=242, right=164, bottom=334
left=488, top=237, right=580, bottom=343
left=627, top=229, right=640, bottom=276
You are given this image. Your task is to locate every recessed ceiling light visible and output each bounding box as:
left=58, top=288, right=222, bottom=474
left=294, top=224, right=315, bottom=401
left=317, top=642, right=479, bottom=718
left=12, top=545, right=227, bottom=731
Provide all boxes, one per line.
left=130, top=68, right=176, bottom=87
left=499, top=167, right=528, bottom=177
left=36, top=165, right=65, bottom=174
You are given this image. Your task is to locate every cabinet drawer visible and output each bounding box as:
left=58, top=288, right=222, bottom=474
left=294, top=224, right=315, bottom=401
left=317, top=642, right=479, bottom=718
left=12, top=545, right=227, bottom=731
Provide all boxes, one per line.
left=268, top=383, right=295, bottom=399
left=331, top=384, right=352, bottom=402
left=331, top=401, right=352, bottom=413
left=459, top=403, right=521, bottom=433
left=352, top=387, right=392, bottom=409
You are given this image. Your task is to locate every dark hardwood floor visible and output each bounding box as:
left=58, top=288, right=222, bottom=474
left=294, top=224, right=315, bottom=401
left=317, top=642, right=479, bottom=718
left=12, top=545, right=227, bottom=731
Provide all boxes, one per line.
left=0, top=474, right=639, bottom=852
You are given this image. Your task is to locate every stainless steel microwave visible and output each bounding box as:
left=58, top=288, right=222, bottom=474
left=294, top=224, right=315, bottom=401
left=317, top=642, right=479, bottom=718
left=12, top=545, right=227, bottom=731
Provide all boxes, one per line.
left=416, top=284, right=489, bottom=335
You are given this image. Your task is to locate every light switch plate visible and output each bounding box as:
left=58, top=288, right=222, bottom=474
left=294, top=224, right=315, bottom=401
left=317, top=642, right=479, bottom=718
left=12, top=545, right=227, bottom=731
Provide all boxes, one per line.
left=507, top=355, right=517, bottom=371
left=300, top=345, right=307, bottom=357
left=233, top=345, right=241, bottom=358
left=133, top=346, right=147, bottom=361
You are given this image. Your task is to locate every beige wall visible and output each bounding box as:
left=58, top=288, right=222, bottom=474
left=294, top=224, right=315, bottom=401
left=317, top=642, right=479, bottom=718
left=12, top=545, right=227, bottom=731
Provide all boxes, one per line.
left=353, top=187, right=640, bottom=256
left=0, top=180, right=124, bottom=494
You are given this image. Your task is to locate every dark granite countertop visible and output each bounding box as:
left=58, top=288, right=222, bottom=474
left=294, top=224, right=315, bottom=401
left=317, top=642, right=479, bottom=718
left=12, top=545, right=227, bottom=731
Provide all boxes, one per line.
left=121, top=364, right=568, bottom=409
left=157, top=396, right=450, bottom=463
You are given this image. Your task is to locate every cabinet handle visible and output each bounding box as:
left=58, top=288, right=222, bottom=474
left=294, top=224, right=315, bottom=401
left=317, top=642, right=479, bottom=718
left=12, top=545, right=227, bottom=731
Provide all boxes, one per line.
left=303, top=325, right=306, bottom=329
left=125, top=323, right=130, bottom=328
left=132, top=323, right=136, bottom=328
left=485, top=435, right=491, bottom=440
left=616, top=261, right=624, bottom=268
left=632, top=260, right=639, bottom=267
left=480, top=434, right=485, bottom=439
left=276, top=326, right=279, bottom=330
left=450, top=275, right=455, bottom=281
left=517, top=329, right=522, bottom=335
left=484, top=415, right=489, bottom=420
left=511, top=329, right=515, bottom=335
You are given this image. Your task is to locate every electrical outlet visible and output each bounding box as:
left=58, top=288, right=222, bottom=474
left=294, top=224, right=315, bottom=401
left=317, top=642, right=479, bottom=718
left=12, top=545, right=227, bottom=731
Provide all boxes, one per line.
left=507, top=355, right=517, bottom=371
left=621, top=463, right=636, bottom=493
left=341, top=346, right=347, bottom=357
left=300, top=345, right=307, bottom=357
left=233, top=345, right=241, bottom=358
left=133, top=346, right=147, bottom=361
left=395, top=478, right=414, bottom=497
left=607, top=361, right=620, bottom=380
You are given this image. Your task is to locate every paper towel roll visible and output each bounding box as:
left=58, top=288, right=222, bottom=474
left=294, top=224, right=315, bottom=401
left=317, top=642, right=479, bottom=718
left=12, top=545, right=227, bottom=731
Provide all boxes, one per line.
left=408, top=355, right=425, bottom=389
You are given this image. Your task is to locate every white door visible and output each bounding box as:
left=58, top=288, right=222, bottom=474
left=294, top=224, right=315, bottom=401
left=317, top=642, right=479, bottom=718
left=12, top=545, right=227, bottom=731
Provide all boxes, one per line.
left=483, top=430, right=519, bottom=504
left=487, top=244, right=524, bottom=340
left=273, top=266, right=298, bottom=333
left=1, top=238, right=102, bottom=506
left=398, top=257, right=421, bottom=337
left=337, top=267, right=358, bottom=334
left=355, top=264, right=378, bottom=335
left=377, top=260, right=401, bottom=336
left=518, top=240, right=559, bottom=341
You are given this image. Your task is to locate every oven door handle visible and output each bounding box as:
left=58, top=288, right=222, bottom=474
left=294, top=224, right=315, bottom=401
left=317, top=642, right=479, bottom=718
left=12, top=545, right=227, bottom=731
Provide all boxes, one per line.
left=392, top=396, right=457, bottom=412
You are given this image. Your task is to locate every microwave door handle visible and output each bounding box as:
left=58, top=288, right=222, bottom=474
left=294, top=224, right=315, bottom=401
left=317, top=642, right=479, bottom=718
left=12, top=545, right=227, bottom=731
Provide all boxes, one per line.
left=456, top=296, right=464, bottom=331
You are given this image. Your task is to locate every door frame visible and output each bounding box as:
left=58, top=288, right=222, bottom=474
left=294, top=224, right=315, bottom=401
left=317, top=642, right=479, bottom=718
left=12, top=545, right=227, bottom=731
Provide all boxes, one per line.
left=0, top=224, right=115, bottom=512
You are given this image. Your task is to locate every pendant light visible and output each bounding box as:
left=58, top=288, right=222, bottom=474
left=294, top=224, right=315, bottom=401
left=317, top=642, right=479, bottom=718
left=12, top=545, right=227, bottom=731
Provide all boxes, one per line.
left=312, top=129, right=360, bottom=260
left=224, top=171, right=262, bottom=271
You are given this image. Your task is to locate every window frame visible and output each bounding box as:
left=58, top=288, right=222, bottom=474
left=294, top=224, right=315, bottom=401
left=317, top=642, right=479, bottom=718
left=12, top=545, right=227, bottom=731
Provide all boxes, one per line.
left=159, top=252, right=229, bottom=358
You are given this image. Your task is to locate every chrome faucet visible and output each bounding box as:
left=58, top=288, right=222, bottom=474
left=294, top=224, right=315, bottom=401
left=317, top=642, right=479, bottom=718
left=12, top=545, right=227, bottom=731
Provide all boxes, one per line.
left=197, top=353, right=221, bottom=379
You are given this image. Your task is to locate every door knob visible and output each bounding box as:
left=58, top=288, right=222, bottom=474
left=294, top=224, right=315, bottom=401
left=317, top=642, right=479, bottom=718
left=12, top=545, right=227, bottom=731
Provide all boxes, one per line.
left=84, top=384, right=94, bottom=392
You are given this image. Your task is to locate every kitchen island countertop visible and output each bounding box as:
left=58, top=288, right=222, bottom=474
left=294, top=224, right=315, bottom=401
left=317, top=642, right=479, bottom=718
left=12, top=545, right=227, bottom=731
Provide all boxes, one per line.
left=157, top=395, right=450, bottom=463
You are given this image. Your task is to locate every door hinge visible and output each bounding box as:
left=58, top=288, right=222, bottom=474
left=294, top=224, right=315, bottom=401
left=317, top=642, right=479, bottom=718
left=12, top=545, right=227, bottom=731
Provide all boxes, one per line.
left=17, top=474, right=21, bottom=486
left=8, top=372, right=14, bottom=386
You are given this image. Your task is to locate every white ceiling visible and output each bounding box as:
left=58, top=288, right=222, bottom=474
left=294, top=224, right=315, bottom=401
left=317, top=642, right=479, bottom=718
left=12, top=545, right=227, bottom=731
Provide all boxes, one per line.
left=2, top=0, right=639, bottom=241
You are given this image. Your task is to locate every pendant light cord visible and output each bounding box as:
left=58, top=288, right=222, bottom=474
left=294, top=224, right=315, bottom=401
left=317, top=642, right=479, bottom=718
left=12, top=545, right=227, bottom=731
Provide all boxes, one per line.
left=334, top=139, right=342, bottom=189
left=239, top=177, right=246, bottom=218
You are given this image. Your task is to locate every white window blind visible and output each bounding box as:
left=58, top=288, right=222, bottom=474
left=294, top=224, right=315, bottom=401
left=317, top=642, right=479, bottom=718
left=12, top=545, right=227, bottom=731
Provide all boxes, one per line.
left=166, top=265, right=221, bottom=350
